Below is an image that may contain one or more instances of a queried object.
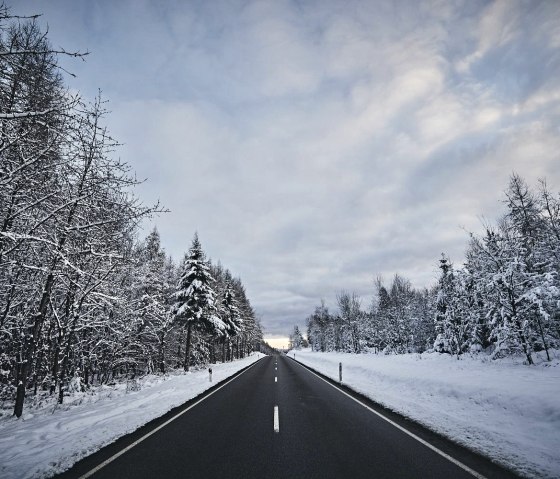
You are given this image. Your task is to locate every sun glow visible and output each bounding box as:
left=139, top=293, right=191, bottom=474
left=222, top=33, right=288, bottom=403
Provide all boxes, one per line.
left=264, top=337, right=290, bottom=350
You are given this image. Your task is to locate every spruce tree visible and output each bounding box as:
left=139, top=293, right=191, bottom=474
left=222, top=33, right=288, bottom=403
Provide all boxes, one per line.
left=221, top=279, right=242, bottom=337
left=172, top=234, right=225, bottom=371
left=289, top=326, right=304, bottom=350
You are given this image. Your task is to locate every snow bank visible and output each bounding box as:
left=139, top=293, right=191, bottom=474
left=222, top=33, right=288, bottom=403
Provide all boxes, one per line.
left=289, top=349, right=560, bottom=479
left=0, top=353, right=265, bottom=479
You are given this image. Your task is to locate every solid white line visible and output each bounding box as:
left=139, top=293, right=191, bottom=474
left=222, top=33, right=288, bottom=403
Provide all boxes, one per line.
left=291, top=359, right=487, bottom=479
left=78, top=358, right=265, bottom=479
left=274, top=406, right=279, bottom=433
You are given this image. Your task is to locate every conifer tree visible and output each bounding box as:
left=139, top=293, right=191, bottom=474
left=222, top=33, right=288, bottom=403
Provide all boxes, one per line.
left=289, top=325, right=304, bottom=350
left=221, top=278, right=241, bottom=338
left=172, top=234, right=225, bottom=371
left=433, top=256, right=472, bottom=357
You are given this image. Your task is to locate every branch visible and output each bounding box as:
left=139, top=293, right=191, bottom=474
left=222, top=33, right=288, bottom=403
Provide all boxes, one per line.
left=0, top=48, right=88, bottom=58
left=0, top=108, right=56, bottom=119
left=0, top=11, right=42, bottom=20
left=65, top=218, right=123, bottom=232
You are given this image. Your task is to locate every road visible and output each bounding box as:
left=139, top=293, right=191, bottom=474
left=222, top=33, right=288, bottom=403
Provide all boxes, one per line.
left=57, top=354, right=518, bottom=479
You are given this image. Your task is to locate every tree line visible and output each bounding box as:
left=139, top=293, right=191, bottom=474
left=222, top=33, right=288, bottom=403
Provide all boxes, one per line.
left=303, top=174, right=560, bottom=364
left=0, top=6, right=262, bottom=418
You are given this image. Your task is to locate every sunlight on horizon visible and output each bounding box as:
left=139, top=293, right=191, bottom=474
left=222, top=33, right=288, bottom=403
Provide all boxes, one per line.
left=264, top=337, right=290, bottom=350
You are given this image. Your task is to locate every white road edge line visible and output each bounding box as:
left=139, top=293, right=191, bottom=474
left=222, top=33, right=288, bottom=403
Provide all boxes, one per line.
left=78, top=357, right=265, bottom=479
left=274, top=406, right=280, bottom=433
left=291, top=359, right=487, bottom=479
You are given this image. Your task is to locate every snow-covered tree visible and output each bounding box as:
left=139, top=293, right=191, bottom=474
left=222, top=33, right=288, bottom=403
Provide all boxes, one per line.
left=222, top=280, right=241, bottom=334
left=289, top=325, right=304, bottom=350
left=172, top=234, right=225, bottom=371
left=337, top=291, right=363, bottom=353
left=433, top=256, right=473, bottom=357
left=300, top=174, right=559, bottom=364
left=0, top=5, right=263, bottom=418
left=306, top=300, right=330, bottom=352
left=128, top=228, right=175, bottom=373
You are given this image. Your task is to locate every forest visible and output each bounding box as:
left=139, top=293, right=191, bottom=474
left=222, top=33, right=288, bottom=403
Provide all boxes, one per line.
left=0, top=7, right=263, bottom=418
left=299, top=174, right=560, bottom=365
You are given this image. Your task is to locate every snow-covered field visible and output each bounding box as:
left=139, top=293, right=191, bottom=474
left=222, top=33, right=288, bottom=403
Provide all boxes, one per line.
left=288, top=348, right=560, bottom=479
left=0, top=353, right=265, bottom=479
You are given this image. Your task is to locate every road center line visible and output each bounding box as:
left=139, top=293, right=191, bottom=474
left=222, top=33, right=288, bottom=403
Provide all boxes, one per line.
left=290, top=358, right=487, bottom=479
left=78, top=357, right=266, bottom=479
left=274, top=406, right=279, bottom=433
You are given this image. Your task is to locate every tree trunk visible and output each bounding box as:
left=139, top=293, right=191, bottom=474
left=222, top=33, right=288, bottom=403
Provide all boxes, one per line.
left=510, top=295, right=533, bottom=365
left=58, top=310, right=80, bottom=404
left=535, top=314, right=551, bottom=361
left=14, top=380, right=25, bottom=418
left=158, top=332, right=166, bottom=373
left=58, top=364, right=66, bottom=404
left=14, top=273, right=55, bottom=417
left=184, top=323, right=192, bottom=372
left=50, top=342, right=59, bottom=394
left=176, top=330, right=183, bottom=368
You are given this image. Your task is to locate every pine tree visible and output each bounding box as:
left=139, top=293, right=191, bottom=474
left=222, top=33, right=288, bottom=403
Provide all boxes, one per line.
left=172, top=234, right=225, bottom=371
left=131, top=228, right=174, bottom=373
left=433, top=256, right=473, bottom=357
left=289, top=325, right=304, bottom=350
left=221, top=278, right=241, bottom=337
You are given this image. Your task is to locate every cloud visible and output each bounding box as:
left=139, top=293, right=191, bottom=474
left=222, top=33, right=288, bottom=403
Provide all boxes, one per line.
left=456, top=0, right=520, bottom=73
left=16, top=0, right=560, bottom=335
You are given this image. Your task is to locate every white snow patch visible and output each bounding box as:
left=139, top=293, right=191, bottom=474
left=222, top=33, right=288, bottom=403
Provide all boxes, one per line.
left=0, top=353, right=265, bottom=479
left=288, top=348, right=560, bottom=479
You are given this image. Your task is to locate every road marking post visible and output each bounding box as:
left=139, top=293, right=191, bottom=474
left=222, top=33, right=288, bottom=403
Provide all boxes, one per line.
left=274, top=406, right=280, bottom=433
left=275, top=376, right=277, bottom=382
left=209, top=368, right=212, bottom=382
left=339, top=362, right=342, bottom=383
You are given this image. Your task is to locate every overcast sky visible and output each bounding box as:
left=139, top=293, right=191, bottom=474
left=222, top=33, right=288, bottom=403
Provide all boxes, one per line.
left=15, top=0, right=560, bottom=341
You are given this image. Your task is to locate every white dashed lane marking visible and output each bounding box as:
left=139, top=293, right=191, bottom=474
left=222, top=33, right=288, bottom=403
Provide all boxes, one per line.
left=274, top=406, right=279, bottom=433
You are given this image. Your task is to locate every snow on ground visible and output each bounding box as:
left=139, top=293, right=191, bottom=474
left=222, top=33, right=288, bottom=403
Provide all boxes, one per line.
left=0, top=353, right=265, bottom=479
left=288, top=348, right=560, bottom=479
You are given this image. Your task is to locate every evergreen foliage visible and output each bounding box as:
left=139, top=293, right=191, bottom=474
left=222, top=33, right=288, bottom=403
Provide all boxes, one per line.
left=289, top=325, right=304, bottom=350
left=172, top=233, right=225, bottom=371
left=306, top=175, right=560, bottom=363
left=0, top=8, right=262, bottom=417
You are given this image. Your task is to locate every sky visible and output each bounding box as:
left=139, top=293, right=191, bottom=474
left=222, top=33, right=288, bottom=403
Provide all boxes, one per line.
left=13, top=0, right=560, bottom=342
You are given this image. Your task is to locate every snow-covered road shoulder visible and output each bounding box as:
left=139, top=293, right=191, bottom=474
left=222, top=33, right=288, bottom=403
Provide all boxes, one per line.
left=289, top=349, right=560, bottom=479
left=0, top=353, right=265, bottom=479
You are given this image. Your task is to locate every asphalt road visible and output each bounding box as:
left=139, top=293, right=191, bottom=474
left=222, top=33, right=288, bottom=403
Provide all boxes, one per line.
left=57, top=354, right=519, bottom=479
